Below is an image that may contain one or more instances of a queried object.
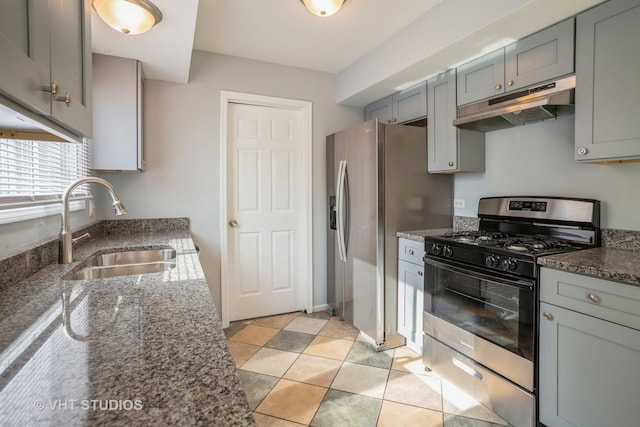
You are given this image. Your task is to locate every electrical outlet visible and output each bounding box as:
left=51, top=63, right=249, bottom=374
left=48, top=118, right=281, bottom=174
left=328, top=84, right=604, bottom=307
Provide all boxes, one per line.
left=453, top=199, right=465, bottom=208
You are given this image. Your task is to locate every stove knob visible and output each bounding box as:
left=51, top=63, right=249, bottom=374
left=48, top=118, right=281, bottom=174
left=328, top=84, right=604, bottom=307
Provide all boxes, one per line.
left=502, top=258, right=518, bottom=271
left=431, top=244, right=443, bottom=255
left=443, top=246, right=453, bottom=258
left=485, top=255, right=500, bottom=268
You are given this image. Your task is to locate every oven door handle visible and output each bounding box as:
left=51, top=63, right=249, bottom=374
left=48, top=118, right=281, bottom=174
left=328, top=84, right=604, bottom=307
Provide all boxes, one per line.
left=424, top=256, right=534, bottom=291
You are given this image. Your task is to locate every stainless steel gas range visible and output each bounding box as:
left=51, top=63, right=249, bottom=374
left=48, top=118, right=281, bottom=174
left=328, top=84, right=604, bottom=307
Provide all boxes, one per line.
left=422, top=196, right=601, bottom=427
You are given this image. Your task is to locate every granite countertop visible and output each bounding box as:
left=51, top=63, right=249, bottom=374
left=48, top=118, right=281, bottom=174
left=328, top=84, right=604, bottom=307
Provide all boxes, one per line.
left=396, top=228, right=454, bottom=242
left=538, top=247, right=640, bottom=287
left=0, top=230, right=254, bottom=426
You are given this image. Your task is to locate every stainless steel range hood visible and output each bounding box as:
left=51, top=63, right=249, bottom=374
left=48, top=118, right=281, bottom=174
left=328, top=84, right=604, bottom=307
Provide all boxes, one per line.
left=453, top=76, right=575, bottom=132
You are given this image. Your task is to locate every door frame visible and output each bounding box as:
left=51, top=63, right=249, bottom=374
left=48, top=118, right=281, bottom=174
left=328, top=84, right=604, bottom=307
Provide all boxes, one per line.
left=219, top=91, right=313, bottom=328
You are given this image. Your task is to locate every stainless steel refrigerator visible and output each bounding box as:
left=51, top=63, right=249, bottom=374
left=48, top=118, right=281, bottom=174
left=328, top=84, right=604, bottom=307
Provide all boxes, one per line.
left=327, top=119, right=452, bottom=350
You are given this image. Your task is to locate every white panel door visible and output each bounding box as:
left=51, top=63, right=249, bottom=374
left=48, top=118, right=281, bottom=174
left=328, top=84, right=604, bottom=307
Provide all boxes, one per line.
left=227, top=103, right=304, bottom=321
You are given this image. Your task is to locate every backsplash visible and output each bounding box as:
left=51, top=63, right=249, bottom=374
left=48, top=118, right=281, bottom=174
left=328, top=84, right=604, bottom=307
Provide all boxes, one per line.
left=0, top=218, right=190, bottom=290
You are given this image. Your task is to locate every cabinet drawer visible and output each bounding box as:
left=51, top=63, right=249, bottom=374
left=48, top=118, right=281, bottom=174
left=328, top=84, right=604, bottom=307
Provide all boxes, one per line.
left=398, top=238, right=424, bottom=265
left=540, top=268, right=640, bottom=331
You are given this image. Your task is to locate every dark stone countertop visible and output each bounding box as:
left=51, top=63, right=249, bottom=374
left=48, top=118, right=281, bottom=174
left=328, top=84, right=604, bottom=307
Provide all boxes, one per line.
left=0, top=230, right=254, bottom=426
left=396, top=228, right=454, bottom=242
left=538, top=247, right=640, bottom=287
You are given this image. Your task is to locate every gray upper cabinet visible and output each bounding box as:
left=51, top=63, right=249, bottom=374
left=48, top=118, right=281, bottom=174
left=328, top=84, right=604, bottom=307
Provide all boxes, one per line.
left=0, top=1, right=50, bottom=116
left=427, top=70, right=485, bottom=173
left=456, top=49, right=505, bottom=106
left=504, top=18, right=574, bottom=92
left=364, top=81, right=427, bottom=124
left=91, top=54, right=145, bottom=172
left=457, top=18, right=574, bottom=106
left=575, top=0, right=640, bottom=163
left=0, top=0, right=92, bottom=139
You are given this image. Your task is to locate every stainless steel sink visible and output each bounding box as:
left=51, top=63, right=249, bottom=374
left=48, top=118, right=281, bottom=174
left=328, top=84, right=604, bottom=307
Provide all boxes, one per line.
left=64, top=247, right=177, bottom=280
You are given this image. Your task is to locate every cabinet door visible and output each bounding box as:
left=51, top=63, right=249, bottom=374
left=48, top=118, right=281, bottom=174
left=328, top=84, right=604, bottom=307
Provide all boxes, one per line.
left=575, top=0, right=640, bottom=162
left=364, top=96, right=393, bottom=124
left=539, top=302, right=640, bottom=427
left=49, top=0, right=93, bottom=137
left=0, top=0, right=50, bottom=114
left=92, top=55, right=144, bottom=171
left=428, top=70, right=484, bottom=173
left=504, top=18, right=575, bottom=92
left=397, top=259, right=423, bottom=352
left=392, top=82, right=427, bottom=124
left=456, top=49, right=505, bottom=105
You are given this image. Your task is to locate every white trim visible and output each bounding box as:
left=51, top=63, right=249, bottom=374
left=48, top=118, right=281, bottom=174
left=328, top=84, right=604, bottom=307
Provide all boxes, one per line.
left=0, top=200, right=85, bottom=225
left=220, top=91, right=313, bottom=328
left=311, top=304, right=331, bottom=314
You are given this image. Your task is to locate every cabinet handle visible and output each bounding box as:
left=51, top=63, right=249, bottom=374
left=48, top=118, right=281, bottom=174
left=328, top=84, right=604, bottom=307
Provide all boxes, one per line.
left=391, top=118, right=397, bottom=123
left=418, top=270, right=423, bottom=277
left=448, top=161, right=454, bottom=167
left=54, top=91, right=72, bottom=107
left=543, top=312, right=554, bottom=321
left=41, top=81, right=59, bottom=97
left=495, top=83, right=502, bottom=90
left=507, top=80, right=514, bottom=87
left=408, top=249, right=414, bottom=255
left=577, top=147, right=588, bottom=156
left=587, top=293, right=601, bottom=304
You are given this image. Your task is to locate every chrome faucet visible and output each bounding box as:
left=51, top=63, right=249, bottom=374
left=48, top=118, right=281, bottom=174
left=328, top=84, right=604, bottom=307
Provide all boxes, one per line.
left=59, top=177, right=128, bottom=264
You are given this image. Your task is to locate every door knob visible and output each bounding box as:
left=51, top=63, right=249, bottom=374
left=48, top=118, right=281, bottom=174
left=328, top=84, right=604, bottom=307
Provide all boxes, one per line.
left=229, top=220, right=238, bottom=227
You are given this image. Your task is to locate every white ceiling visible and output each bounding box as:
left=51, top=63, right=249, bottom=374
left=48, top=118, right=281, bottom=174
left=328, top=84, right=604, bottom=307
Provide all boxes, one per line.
left=91, top=0, right=604, bottom=104
left=91, top=0, right=443, bottom=82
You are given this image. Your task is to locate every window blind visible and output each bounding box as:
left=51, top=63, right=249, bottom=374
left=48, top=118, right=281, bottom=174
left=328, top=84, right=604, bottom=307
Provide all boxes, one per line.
left=0, top=138, right=91, bottom=211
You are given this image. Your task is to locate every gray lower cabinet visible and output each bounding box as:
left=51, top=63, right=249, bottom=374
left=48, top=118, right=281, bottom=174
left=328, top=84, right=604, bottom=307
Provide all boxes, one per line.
left=0, top=0, right=92, bottom=139
left=364, top=81, right=427, bottom=124
left=397, top=238, right=424, bottom=353
left=539, top=268, right=640, bottom=427
left=91, top=54, right=144, bottom=172
left=427, top=70, right=484, bottom=173
left=456, top=18, right=574, bottom=106
left=574, top=0, right=640, bottom=163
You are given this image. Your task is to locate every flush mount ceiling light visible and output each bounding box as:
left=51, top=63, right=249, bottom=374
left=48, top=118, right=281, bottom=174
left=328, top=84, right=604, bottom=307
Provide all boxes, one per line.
left=92, top=0, right=163, bottom=35
left=300, top=0, right=346, bottom=17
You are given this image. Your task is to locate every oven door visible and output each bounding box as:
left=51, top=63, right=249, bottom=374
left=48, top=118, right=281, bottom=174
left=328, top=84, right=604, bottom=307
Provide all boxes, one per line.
left=423, top=256, right=535, bottom=391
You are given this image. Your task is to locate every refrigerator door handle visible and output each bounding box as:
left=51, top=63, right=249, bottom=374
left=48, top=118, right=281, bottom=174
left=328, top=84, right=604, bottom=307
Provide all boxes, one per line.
left=336, top=160, right=347, bottom=262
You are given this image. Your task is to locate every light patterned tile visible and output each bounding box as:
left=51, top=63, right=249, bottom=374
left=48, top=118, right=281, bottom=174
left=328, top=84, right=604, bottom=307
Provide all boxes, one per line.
left=330, top=362, right=389, bottom=399
left=384, top=370, right=442, bottom=411
left=237, top=370, right=279, bottom=411
left=345, top=341, right=394, bottom=369
left=229, top=325, right=280, bottom=346
left=311, top=389, right=382, bottom=427
left=241, top=348, right=299, bottom=377
left=303, top=336, right=354, bottom=361
left=391, top=346, right=430, bottom=375
left=256, top=379, right=327, bottom=425
left=253, top=413, right=306, bottom=427
left=253, top=312, right=300, bottom=330
left=283, top=354, right=342, bottom=387
left=227, top=340, right=261, bottom=367
left=377, top=400, right=443, bottom=427
left=284, top=317, right=328, bottom=335
left=318, top=317, right=359, bottom=340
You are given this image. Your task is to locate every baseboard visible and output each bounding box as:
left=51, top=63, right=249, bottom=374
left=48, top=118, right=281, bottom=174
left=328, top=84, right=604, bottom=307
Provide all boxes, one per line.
left=310, top=303, right=330, bottom=314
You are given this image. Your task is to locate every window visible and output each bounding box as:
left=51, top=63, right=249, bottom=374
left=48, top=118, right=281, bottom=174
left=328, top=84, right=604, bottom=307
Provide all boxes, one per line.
left=0, top=138, right=90, bottom=224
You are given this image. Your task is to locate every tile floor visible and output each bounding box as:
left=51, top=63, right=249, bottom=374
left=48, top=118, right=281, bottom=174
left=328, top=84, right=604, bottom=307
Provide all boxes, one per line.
left=224, top=311, right=511, bottom=427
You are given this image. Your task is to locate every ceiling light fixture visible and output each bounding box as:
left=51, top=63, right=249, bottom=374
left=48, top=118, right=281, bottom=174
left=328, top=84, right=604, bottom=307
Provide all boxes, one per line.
left=92, top=0, right=163, bottom=35
left=300, top=0, right=345, bottom=17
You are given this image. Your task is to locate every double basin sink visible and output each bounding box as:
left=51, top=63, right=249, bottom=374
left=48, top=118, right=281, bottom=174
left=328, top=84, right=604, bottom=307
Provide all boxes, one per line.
left=64, top=247, right=177, bottom=281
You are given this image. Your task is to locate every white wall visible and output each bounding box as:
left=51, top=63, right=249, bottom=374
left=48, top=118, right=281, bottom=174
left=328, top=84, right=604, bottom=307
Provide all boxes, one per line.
left=454, top=114, right=640, bottom=230
left=97, top=51, right=363, bottom=313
